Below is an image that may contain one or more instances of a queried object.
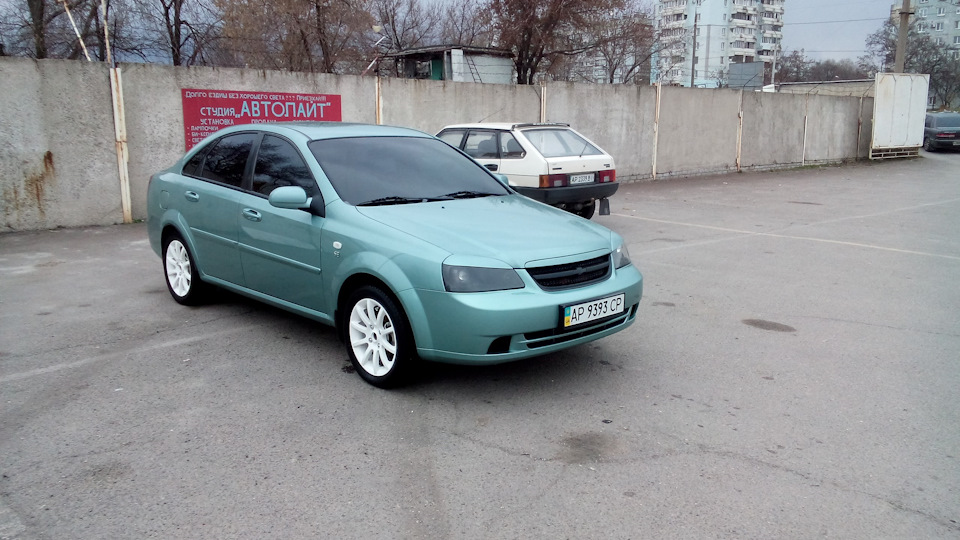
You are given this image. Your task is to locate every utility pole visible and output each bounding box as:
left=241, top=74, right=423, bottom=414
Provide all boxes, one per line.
left=690, top=12, right=698, bottom=87
left=894, top=0, right=911, bottom=73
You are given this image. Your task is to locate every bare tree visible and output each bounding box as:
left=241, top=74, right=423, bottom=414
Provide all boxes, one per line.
left=861, top=19, right=960, bottom=109
left=490, top=0, right=623, bottom=84
left=582, top=0, right=654, bottom=84
left=371, top=0, right=437, bottom=52
left=776, top=49, right=811, bottom=83
left=217, top=0, right=373, bottom=73
left=438, top=0, right=494, bottom=47
left=128, top=0, right=221, bottom=65
left=1, top=0, right=143, bottom=61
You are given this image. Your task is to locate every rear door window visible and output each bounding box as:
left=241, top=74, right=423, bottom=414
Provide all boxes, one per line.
left=199, top=133, right=257, bottom=187
left=463, top=130, right=500, bottom=159
left=500, top=132, right=525, bottom=159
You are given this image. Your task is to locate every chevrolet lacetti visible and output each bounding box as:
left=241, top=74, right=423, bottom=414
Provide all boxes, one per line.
left=147, top=122, right=643, bottom=387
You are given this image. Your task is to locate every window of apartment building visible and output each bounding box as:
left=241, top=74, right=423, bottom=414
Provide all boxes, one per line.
left=917, top=8, right=926, bottom=17
left=955, top=36, right=960, bottom=44
left=932, top=22, right=943, bottom=31
left=936, top=7, right=944, bottom=16
left=916, top=22, right=925, bottom=32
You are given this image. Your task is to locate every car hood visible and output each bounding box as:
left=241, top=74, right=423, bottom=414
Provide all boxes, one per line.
left=356, top=195, right=613, bottom=267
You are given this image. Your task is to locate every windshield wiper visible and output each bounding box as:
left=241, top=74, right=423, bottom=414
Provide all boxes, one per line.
left=357, top=196, right=445, bottom=206
left=440, top=190, right=499, bottom=199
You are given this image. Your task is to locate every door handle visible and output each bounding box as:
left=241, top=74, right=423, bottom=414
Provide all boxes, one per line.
left=184, top=191, right=199, bottom=202
left=484, top=164, right=498, bottom=172
left=242, top=209, right=262, bottom=222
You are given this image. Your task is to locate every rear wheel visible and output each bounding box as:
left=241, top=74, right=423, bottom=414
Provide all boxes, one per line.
left=162, top=233, right=208, bottom=305
left=345, top=286, right=415, bottom=388
left=923, top=137, right=935, bottom=152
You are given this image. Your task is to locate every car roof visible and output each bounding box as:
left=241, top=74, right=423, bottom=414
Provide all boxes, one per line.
left=440, top=122, right=572, bottom=131
left=211, top=122, right=432, bottom=141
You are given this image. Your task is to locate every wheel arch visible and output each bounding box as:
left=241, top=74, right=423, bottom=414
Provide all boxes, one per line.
left=335, top=274, right=410, bottom=344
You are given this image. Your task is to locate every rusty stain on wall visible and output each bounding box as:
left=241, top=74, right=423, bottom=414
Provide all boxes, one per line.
left=3, top=151, right=56, bottom=228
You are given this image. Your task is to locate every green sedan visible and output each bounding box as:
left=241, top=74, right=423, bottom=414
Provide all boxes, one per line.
left=147, top=122, right=643, bottom=387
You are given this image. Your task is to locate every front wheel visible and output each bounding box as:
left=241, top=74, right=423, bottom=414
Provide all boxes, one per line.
left=345, top=286, right=416, bottom=388
left=162, top=233, right=208, bottom=305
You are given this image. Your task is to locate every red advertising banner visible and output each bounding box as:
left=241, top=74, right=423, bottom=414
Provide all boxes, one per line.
left=181, top=89, right=342, bottom=150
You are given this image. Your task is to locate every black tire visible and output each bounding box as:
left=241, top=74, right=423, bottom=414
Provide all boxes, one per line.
left=923, top=137, right=935, bottom=152
left=344, top=286, right=416, bottom=388
left=577, top=200, right=596, bottom=219
left=162, top=233, right=208, bottom=305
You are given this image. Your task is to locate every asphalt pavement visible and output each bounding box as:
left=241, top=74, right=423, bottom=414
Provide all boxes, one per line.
left=1, top=151, right=959, bottom=539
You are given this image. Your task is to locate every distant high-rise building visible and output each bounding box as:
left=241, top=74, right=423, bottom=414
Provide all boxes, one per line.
left=892, top=0, right=960, bottom=59
left=652, top=0, right=785, bottom=87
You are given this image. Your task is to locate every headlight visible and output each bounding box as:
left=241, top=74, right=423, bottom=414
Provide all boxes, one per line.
left=442, top=265, right=524, bottom=293
left=612, top=242, right=632, bottom=269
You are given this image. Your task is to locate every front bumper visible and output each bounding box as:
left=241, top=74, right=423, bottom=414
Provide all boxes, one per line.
left=400, top=263, right=642, bottom=365
left=515, top=183, right=619, bottom=205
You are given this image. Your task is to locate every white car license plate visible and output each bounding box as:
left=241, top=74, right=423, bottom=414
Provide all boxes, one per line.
left=953, top=141, right=960, bottom=146
left=569, top=173, right=594, bottom=185
left=563, top=293, right=625, bottom=328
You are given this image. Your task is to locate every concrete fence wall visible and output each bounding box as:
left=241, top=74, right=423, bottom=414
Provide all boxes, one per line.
left=0, top=57, right=874, bottom=232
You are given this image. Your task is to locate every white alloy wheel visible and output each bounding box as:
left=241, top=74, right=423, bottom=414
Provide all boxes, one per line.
left=165, top=239, right=193, bottom=298
left=349, top=297, right=398, bottom=377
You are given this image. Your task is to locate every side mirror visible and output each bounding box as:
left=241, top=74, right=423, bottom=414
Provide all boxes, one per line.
left=268, top=186, right=309, bottom=209
left=268, top=186, right=325, bottom=217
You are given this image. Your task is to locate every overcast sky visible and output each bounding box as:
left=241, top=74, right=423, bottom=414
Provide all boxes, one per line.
left=781, top=0, right=895, bottom=61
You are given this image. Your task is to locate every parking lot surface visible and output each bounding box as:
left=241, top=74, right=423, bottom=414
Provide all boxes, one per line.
left=2, top=151, right=959, bottom=539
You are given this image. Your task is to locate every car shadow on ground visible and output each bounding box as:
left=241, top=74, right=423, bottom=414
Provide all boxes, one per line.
left=193, top=287, right=632, bottom=393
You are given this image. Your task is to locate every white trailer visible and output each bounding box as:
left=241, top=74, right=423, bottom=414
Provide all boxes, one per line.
left=870, top=73, right=929, bottom=159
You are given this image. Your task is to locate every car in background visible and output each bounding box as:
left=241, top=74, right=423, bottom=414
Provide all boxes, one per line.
left=436, top=123, right=617, bottom=219
left=923, top=112, right=960, bottom=152
left=147, top=122, right=643, bottom=388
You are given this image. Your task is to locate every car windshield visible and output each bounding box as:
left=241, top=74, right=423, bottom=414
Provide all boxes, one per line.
left=522, top=128, right=602, bottom=158
left=309, top=136, right=510, bottom=206
left=934, top=115, right=960, bottom=128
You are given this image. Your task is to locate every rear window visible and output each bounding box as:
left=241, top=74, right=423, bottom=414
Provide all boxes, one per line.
left=934, top=115, right=960, bottom=128
left=308, top=137, right=510, bottom=205
left=522, top=128, right=602, bottom=158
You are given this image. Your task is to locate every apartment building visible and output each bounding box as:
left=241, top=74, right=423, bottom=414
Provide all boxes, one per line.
left=893, top=0, right=960, bottom=58
left=653, top=0, right=785, bottom=87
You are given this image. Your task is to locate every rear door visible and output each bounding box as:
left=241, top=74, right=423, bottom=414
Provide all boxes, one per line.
left=179, top=132, right=256, bottom=285
left=462, top=129, right=502, bottom=173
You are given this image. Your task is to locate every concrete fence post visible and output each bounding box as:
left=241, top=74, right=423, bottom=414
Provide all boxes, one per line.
left=652, top=82, right=662, bottom=180
left=109, top=67, right=132, bottom=224
left=376, top=77, right=383, bottom=125
left=540, top=81, right=547, bottom=123
left=736, top=90, right=744, bottom=173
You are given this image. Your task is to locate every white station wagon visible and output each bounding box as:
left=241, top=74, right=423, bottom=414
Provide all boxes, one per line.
left=437, top=123, right=618, bottom=219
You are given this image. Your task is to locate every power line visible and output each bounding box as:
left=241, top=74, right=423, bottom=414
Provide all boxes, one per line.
left=786, top=17, right=889, bottom=26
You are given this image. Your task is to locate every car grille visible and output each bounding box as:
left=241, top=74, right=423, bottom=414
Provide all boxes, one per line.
left=526, top=255, right=610, bottom=290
